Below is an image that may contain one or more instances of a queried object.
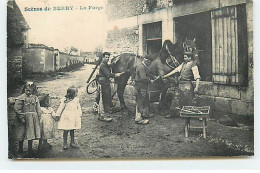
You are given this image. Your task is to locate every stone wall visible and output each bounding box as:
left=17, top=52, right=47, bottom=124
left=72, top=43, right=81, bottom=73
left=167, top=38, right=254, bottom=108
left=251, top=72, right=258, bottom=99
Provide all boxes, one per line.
left=106, top=26, right=139, bottom=54
left=194, top=81, right=253, bottom=116
left=107, top=0, right=146, bottom=21
left=44, top=49, right=55, bottom=71
left=24, top=48, right=55, bottom=72
left=7, top=47, right=23, bottom=83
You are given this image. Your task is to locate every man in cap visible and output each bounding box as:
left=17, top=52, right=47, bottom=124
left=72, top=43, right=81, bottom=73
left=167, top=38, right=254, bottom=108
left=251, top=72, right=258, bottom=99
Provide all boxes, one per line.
left=134, top=57, right=157, bottom=124
left=97, top=52, right=123, bottom=121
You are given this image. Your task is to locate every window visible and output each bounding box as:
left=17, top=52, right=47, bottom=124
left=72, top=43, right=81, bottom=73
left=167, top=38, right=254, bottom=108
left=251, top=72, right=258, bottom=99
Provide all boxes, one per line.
left=143, top=22, right=162, bottom=55
left=211, top=4, right=248, bottom=86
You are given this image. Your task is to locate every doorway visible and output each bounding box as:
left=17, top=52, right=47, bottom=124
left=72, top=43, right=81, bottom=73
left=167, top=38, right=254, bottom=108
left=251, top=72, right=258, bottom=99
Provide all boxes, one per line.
left=175, top=12, right=212, bottom=81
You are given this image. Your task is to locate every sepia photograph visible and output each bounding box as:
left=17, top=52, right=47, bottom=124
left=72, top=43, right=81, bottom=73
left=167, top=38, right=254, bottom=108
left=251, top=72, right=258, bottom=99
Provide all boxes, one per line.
left=6, top=0, right=254, bottom=160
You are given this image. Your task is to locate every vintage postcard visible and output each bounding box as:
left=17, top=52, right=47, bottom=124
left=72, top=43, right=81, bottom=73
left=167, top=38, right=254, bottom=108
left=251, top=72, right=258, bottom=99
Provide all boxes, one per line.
left=7, top=0, right=254, bottom=160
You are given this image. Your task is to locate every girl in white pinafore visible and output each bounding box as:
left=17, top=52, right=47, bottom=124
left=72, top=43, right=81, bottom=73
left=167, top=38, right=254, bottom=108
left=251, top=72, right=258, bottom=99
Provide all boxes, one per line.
left=56, top=87, right=82, bottom=149
left=38, top=94, right=55, bottom=150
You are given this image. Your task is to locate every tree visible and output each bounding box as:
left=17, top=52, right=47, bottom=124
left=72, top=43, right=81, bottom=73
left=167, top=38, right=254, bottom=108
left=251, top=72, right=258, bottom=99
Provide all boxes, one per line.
left=64, top=46, right=78, bottom=55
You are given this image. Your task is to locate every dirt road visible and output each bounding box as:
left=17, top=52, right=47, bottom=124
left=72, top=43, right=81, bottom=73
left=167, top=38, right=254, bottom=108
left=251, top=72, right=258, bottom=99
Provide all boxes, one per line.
left=9, top=64, right=251, bottom=159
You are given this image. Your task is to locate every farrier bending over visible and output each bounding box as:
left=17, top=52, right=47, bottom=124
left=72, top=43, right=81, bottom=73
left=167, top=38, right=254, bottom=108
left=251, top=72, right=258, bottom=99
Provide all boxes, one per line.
left=134, top=57, right=156, bottom=125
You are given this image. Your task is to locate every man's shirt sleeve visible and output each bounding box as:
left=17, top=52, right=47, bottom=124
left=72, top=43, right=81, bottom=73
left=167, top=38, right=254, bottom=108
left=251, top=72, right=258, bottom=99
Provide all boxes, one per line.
left=100, top=63, right=115, bottom=78
left=191, top=65, right=201, bottom=80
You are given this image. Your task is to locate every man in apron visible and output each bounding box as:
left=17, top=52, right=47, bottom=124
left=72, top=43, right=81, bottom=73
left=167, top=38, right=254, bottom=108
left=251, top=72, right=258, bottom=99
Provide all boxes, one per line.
left=163, top=51, right=201, bottom=117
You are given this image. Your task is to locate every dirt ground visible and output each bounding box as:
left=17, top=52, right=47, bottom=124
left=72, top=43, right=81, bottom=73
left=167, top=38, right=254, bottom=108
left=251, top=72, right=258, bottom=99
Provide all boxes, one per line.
left=8, top=64, right=252, bottom=159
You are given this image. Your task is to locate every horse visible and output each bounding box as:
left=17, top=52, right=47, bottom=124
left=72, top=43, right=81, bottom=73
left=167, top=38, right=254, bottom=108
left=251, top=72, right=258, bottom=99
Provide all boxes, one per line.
left=110, top=39, right=191, bottom=114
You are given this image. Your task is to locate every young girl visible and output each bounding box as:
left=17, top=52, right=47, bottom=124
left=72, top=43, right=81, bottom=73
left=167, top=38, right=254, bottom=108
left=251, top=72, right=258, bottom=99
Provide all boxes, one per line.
left=14, top=82, right=41, bottom=157
left=56, top=86, right=82, bottom=149
left=38, top=94, right=55, bottom=150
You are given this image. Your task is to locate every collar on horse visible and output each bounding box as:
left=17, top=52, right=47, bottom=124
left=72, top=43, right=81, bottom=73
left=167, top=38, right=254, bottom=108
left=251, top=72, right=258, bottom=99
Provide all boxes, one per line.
left=165, top=44, right=180, bottom=69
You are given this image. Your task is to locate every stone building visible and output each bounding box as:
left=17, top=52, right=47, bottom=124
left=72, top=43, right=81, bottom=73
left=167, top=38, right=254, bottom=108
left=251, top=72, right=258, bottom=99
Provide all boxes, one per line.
left=7, top=0, right=30, bottom=83
left=105, top=0, right=253, bottom=115
left=80, top=51, right=96, bottom=63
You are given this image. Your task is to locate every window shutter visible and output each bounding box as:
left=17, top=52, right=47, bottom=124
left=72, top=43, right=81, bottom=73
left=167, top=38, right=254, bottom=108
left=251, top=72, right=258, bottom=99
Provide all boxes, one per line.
left=211, top=5, right=247, bottom=85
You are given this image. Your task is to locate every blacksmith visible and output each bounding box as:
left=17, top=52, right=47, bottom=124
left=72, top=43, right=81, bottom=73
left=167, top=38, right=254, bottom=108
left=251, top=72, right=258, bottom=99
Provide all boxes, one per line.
left=163, top=51, right=200, bottom=117
left=97, top=52, right=122, bottom=122
left=134, top=57, right=155, bottom=125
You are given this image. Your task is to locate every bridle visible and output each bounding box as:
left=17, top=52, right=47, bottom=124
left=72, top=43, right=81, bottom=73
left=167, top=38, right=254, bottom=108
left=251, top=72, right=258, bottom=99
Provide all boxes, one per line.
left=165, top=44, right=180, bottom=69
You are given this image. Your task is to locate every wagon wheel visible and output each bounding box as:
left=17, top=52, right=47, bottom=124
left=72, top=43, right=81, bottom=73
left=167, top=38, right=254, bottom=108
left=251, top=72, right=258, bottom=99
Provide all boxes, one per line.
left=86, top=78, right=98, bottom=94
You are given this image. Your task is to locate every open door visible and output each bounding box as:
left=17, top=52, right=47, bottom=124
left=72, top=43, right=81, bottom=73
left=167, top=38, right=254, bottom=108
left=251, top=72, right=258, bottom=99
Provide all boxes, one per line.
left=175, top=12, right=212, bottom=81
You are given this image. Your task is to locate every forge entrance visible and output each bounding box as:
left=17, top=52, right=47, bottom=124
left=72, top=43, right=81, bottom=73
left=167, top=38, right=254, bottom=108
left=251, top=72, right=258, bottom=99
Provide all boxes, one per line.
left=175, top=12, right=212, bottom=81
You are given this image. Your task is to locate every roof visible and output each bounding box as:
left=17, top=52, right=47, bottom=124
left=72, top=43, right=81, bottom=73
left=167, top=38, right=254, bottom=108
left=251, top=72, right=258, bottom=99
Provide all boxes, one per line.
left=7, top=0, right=30, bottom=47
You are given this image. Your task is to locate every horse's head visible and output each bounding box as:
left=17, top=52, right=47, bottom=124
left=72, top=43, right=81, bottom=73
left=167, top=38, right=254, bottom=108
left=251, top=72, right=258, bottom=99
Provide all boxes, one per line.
left=183, top=38, right=197, bottom=54
left=183, top=38, right=199, bottom=65
left=161, top=40, right=174, bottom=63
left=160, top=39, right=183, bottom=69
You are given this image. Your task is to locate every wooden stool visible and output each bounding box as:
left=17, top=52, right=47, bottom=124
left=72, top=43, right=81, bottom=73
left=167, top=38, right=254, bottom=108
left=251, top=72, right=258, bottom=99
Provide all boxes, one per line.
left=180, top=106, right=210, bottom=138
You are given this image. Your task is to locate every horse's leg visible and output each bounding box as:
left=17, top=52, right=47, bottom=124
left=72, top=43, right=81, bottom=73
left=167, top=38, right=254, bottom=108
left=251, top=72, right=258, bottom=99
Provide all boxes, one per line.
left=117, top=75, right=130, bottom=114
left=158, top=85, right=169, bottom=115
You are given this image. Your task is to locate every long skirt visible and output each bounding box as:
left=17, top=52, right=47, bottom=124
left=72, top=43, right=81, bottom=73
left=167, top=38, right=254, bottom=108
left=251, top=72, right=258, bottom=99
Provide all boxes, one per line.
left=14, top=112, right=41, bottom=141
left=40, top=115, right=54, bottom=139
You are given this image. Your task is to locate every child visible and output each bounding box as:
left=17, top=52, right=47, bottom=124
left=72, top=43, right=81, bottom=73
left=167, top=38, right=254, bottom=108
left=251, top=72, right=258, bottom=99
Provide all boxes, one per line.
left=56, top=86, right=82, bottom=149
left=13, top=82, right=41, bottom=157
left=38, top=94, right=55, bottom=150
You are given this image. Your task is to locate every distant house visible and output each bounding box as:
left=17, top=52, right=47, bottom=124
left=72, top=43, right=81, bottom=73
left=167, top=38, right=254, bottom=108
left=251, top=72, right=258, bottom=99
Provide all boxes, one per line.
left=7, top=0, right=30, bottom=82
left=106, top=0, right=253, bottom=116
left=80, top=51, right=96, bottom=63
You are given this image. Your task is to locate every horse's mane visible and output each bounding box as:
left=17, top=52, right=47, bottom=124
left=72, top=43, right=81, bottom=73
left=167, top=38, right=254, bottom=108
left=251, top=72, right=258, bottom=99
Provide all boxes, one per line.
left=142, top=40, right=180, bottom=64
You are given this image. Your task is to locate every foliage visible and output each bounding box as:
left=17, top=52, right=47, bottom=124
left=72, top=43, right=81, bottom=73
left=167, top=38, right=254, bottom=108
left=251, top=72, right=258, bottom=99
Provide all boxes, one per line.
left=64, top=46, right=79, bottom=55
